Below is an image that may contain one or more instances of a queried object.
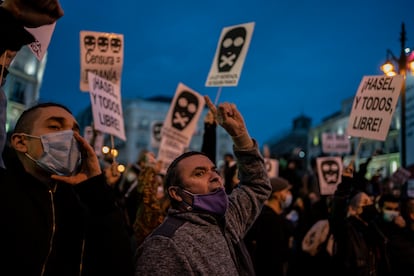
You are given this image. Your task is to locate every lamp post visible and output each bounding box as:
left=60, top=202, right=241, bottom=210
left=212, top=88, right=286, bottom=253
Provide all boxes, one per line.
left=380, top=22, right=414, bottom=168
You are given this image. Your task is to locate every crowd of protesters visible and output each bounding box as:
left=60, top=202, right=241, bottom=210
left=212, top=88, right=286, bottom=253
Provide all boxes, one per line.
left=2, top=1, right=414, bottom=275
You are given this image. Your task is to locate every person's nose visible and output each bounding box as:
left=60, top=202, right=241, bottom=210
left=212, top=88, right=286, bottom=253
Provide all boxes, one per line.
left=210, top=169, right=222, bottom=184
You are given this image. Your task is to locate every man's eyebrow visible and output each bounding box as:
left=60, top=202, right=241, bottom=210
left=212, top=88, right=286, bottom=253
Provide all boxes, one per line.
left=45, top=116, right=65, bottom=124
left=45, top=117, right=80, bottom=132
left=193, top=165, right=218, bottom=172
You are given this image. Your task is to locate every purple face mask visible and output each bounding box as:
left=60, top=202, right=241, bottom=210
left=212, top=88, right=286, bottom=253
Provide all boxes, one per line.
left=183, top=187, right=229, bottom=216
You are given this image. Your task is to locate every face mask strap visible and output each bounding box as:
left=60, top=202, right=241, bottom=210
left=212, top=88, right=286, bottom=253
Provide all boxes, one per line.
left=176, top=187, right=193, bottom=211
left=19, top=133, right=40, bottom=140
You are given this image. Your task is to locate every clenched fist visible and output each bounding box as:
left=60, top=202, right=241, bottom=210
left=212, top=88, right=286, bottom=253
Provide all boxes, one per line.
left=1, top=0, right=64, bottom=27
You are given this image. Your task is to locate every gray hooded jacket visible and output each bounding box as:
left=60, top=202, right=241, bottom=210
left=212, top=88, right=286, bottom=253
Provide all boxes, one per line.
left=135, top=142, right=271, bottom=275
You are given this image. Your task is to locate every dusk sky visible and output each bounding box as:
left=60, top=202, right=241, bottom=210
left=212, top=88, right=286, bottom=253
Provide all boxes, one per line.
left=38, top=0, right=414, bottom=146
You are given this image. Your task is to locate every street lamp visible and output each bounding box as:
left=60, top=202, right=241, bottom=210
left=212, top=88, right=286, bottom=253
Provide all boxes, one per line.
left=380, top=22, right=414, bottom=168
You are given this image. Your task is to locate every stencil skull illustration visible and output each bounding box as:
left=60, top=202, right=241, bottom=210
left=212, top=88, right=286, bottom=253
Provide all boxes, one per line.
left=321, top=160, right=340, bottom=185
left=84, top=35, right=96, bottom=51
left=217, top=26, right=246, bottom=72
left=111, top=38, right=122, bottom=53
left=171, top=91, right=198, bottom=130
left=97, top=36, right=109, bottom=52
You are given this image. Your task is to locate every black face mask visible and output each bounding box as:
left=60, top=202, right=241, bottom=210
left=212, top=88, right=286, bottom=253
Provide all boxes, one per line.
left=360, top=204, right=379, bottom=223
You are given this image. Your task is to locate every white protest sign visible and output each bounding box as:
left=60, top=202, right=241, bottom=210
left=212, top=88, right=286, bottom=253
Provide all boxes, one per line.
left=80, top=31, right=124, bottom=92
left=322, top=133, right=351, bottom=154
left=161, top=83, right=205, bottom=146
left=346, top=75, right=403, bottom=141
left=151, top=121, right=163, bottom=148
left=157, top=137, right=186, bottom=175
left=83, top=125, right=105, bottom=157
left=317, top=156, right=343, bottom=195
left=25, top=23, right=56, bottom=61
left=157, top=83, right=205, bottom=173
left=205, top=22, right=255, bottom=87
left=264, top=158, right=279, bottom=178
left=88, top=72, right=126, bottom=141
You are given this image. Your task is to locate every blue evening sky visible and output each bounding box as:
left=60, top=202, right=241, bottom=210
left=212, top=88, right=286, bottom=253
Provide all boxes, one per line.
left=39, top=0, right=414, bottom=146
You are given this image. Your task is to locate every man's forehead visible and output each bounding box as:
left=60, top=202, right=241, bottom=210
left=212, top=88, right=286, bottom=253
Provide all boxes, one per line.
left=35, top=106, right=78, bottom=127
left=36, top=106, right=71, bottom=118
left=178, top=154, right=212, bottom=167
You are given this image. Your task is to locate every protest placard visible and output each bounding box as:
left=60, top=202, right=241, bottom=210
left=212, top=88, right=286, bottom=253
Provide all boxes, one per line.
left=205, top=22, right=255, bottom=87
left=80, top=31, right=124, bottom=92
left=322, top=133, right=351, bottom=154
left=88, top=72, right=126, bottom=141
left=25, top=23, right=56, bottom=61
left=317, top=156, right=343, bottom=195
left=346, top=75, right=403, bottom=141
left=157, top=83, right=205, bottom=173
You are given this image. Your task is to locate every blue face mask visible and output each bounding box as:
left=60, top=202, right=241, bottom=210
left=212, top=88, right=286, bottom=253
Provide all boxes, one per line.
left=24, top=130, right=82, bottom=176
left=182, top=187, right=229, bottom=216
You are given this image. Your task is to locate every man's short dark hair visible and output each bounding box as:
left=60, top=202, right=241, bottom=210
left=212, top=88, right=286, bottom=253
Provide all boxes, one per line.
left=13, top=102, right=72, bottom=134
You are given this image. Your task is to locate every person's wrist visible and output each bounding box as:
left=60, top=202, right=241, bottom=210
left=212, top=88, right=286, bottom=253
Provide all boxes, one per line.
left=232, top=132, right=253, bottom=150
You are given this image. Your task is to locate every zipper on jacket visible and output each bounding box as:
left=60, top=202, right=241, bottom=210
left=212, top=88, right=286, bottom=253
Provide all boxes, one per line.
left=41, top=185, right=57, bottom=276
left=78, top=238, right=86, bottom=276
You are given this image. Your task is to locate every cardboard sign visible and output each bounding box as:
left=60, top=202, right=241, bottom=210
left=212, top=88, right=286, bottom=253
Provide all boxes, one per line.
left=322, top=133, right=351, bottom=154
left=205, top=22, right=255, bottom=87
left=317, top=156, right=343, bottom=195
left=25, top=23, right=56, bottom=61
left=88, top=72, right=126, bottom=141
left=157, top=83, right=205, bottom=173
left=83, top=125, right=105, bottom=157
left=151, top=121, right=163, bottom=148
left=346, top=75, right=403, bottom=141
left=80, top=31, right=124, bottom=92
left=265, top=158, right=279, bottom=178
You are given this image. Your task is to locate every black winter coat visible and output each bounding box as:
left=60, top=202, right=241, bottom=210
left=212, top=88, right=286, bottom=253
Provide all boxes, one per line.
left=0, top=160, right=134, bottom=276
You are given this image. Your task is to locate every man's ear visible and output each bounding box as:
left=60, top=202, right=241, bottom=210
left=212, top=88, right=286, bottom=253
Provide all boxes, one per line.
left=168, top=186, right=183, bottom=202
left=11, top=133, right=28, bottom=153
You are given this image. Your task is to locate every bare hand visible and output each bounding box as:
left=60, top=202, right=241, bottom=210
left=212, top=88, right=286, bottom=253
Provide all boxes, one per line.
left=204, top=95, right=247, bottom=137
left=343, top=160, right=354, bottom=178
left=1, top=0, right=64, bottom=27
left=51, top=132, right=102, bottom=185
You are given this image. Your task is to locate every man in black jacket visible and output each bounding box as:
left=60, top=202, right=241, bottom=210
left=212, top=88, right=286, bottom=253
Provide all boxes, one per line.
left=0, top=103, right=134, bottom=275
left=329, top=161, right=391, bottom=276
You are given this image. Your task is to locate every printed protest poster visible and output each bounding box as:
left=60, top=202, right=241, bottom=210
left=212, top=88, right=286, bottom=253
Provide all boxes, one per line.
left=346, top=75, right=404, bottom=141
left=25, top=23, right=56, bottom=61
left=157, top=138, right=186, bottom=175
left=151, top=121, right=163, bottom=148
left=317, top=156, right=343, bottom=195
left=157, top=83, right=205, bottom=173
left=264, top=158, right=279, bottom=178
left=80, top=31, right=124, bottom=92
left=205, top=22, right=255, bottom=87
left=83, top=125, right=105, bottom=157
left=322, top=133, right=351, bottom=154
left=88, top=72, right=126, bottom=141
